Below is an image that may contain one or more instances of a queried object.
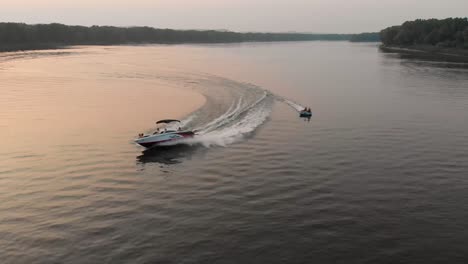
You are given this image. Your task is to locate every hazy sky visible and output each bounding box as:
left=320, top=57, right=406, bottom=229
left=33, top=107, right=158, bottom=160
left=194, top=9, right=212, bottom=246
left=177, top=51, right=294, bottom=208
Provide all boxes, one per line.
left=2, top=0, right=467, bottom=33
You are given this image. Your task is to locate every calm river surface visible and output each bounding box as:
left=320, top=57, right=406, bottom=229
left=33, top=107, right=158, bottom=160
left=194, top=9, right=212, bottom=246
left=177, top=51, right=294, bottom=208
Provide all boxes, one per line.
left=1, top=42, right=468, bottom=264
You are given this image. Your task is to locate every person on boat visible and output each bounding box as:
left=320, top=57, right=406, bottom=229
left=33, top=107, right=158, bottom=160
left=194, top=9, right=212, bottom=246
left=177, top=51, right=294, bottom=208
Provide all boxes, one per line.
left=303, top=107, right=308, bottom=112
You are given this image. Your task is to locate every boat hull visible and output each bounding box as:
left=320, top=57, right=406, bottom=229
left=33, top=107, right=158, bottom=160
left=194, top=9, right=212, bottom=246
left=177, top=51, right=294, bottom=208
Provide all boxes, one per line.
left=135, top=131, right=194, bottom=148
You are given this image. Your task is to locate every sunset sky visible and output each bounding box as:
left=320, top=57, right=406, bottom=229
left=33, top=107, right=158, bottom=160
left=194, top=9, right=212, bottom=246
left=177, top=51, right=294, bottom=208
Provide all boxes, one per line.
left=2, top=0, right=467, bottom=33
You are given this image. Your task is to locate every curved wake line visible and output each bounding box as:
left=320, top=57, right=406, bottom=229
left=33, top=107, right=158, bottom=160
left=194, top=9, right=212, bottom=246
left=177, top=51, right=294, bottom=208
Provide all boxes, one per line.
left=196, top=97, right=242, bottom=133
left=274, top=95, right=306, bottom=112
left=142, top=73, right=274, bottom=148
left=198, top=90, right=269, bottom=134
left=176, top=88, right=272, bottom=147
left=194, top=91, right=271, bottom=147
left=146, top=72, right=307, bottom=149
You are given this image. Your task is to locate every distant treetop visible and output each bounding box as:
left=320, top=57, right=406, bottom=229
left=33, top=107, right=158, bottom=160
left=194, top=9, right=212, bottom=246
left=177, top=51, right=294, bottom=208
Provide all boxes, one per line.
left=349, top=32, right=380, bottom=42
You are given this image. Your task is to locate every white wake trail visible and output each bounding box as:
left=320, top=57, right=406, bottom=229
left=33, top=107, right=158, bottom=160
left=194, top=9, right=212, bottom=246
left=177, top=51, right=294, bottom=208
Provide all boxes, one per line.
left=150, top=74, right=310, bottom=149
left=171, top=89, right=272, bottom=148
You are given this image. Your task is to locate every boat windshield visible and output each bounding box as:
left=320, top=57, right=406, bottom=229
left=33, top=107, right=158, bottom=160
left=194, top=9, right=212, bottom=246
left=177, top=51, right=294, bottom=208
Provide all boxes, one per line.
left=154, top=124, right=181, bottom=134
left=154, top=119, right=181, bottom=132
left=156, top=119, right=181, bottom=124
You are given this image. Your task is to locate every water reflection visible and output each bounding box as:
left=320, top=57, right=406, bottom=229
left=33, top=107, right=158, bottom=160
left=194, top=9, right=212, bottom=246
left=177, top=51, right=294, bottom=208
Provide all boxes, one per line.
left=400, top=59, right=468, bottom=70
left=379, top=48, right=468, bottom=68
left=136, top=144, right=200, bottom=165
left=3, top=42, right=468, bottom=264
left=0, top=50, right=75, bottom=63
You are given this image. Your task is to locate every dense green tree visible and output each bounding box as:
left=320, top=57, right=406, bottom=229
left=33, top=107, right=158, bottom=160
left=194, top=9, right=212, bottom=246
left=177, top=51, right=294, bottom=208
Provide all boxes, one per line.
left=380, top=26, right=400, bottom=45
left=464, top=27, right=468, bottom=48
left=380, top=18, right=468, bottom=48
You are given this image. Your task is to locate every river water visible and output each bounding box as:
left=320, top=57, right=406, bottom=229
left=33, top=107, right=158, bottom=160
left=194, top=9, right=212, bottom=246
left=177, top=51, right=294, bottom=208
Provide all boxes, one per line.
left=1, top=42, right=468, bottom=264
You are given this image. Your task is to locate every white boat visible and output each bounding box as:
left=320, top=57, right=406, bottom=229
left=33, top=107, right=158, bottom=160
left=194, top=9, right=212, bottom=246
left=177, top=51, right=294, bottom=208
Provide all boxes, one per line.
left=135, top=119, right=195, bottom=148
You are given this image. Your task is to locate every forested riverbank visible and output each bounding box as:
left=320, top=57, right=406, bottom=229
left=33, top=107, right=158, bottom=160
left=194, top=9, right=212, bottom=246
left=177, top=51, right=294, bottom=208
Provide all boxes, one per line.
left=380, top=18, right=468, bottom=62
left=0, top=22, right=356, bottom=52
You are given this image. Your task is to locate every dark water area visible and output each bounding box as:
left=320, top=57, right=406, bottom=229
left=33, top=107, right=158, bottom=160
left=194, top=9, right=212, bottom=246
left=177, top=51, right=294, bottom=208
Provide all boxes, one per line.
left=1, top=42, right=468, bottom=263
left=379, top=46, right=468, bottom=64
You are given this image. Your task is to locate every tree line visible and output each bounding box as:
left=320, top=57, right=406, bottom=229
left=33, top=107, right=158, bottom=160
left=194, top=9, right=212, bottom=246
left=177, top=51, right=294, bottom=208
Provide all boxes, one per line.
left=380, top=18, right=468, bottom=48
left=349, top=32, right=380, bottom=42
left=0, top=22, right=354, bottom=49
